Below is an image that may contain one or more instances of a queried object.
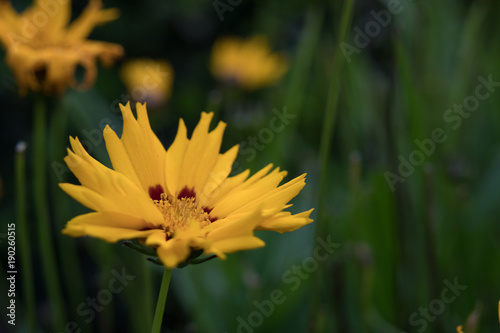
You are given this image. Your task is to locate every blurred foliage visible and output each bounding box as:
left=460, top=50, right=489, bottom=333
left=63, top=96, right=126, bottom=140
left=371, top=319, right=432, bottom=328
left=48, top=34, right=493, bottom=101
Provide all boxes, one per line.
left=1, top=0, right=500, bottom=332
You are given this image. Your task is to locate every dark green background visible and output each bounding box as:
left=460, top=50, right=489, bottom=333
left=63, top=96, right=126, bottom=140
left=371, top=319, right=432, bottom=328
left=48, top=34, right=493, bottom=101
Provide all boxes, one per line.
left=1, top=0, right=500, bottom=332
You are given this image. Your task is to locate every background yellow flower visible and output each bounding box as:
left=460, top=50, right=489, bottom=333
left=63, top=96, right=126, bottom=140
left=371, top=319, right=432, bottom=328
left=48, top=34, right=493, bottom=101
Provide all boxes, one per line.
left=0, top=0, right=124, bottom=95
left=120, top=59, right=174, bottom=108
left=210, top=35, right=288, bottom=90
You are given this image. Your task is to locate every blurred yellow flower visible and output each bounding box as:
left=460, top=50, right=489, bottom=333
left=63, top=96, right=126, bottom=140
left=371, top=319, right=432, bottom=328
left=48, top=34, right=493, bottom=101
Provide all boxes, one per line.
left=0, top=0, right=124, bottom=95
left=210, top=35, right=288, bottom=90
left=457, top=300, right=500, bottom=332
left=60, top=103, right=313, bottom=268
left=120, top=59, right=174, bottom=108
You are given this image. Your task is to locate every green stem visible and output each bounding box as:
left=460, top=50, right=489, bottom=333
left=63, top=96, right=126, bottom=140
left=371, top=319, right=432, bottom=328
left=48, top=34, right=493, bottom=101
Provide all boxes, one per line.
left=143, top=259, right=154, bottom=328
left=313, top=0, right=355, bottom=330
left=317, top=0, right=355, bottom=216
left=275, top=6, right=323, bottom=166
left=285, top=6, right=323, bottom=119
left=15, top=142, right=37, bottom=333
left=49, top=99, right=90, bottom=332
left=33, top=96, right=66, bottom=329
left=151, top=268, right=172, bottom=333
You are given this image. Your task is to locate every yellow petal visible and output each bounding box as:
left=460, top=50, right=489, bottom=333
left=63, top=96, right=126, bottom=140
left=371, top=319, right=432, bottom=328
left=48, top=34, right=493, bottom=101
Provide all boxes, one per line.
left=198, top=144, right=239, bottom=202
left=249, top=174, right=308, bottom=216
left=205, top=236, right=265, bottom=260
left=103, top=125, right=142, bottom=188
left=146, top=221, right=207, bottom=268
left=205, top=208, right=266, bottom=257
left=144, top=229, right=168, bottom=247
left=210, top=166, right=286, bottom=217
left=257, top=209, right=314, bottom=233
left=59, top=183, right=117, bottom=212
left=35, top=0, right=71, bottom=38
left=63, top=140, right=163, bottom=226
left=164, top=118, right=189, bottom=195
left=156, top=238, right=191, bottom=268
left=62, top=212, right=157, bottom=243
left=177, top=112, right=225, bottom=195
left=65, top=0, right=119, bottom=41
left=205, top=169, right=250, bottom=207
left=0, top=3, right=21, bottom=48
left=118, top=103, right=167, bottom=195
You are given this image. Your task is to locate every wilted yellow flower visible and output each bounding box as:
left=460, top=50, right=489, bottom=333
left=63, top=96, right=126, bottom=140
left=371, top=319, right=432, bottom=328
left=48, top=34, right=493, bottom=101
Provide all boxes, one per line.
left=60, top=103, right=313, bottom=268
left=0, top=0, right=124, bottom=95
left=121, top=59, right=174, bottom=108
left=210, top=35, right=288, bottom=90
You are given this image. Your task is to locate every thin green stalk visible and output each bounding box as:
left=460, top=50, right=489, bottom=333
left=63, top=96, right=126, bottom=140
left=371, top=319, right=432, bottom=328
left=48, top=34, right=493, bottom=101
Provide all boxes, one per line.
left=274, top=6, right=323, bottom=165
left=313, top=0, right=355, bottom=330
left=317, top=0, right=355, bottom=217
left=33, top=96, right=66, bottom=329
left=423, top=165, right=443, bottom=333
left=151, top=268, right=172, bottom=333
left=285, top=6, right=323, bottom=119
left=98, top=245, right=114, bottom=332
left=15, top=142, right=36, bottom=333
left=143, top=259, right=154, bottom=328
left=49, top=99, right=90, bottom=332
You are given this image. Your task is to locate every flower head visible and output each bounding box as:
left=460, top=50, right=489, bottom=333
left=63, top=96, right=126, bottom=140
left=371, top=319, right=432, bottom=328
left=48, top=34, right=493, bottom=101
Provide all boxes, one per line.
left=210, top=35, right=288, bottom=90
left=120, top=59, right=174, bottom=108
left=0, top=0, right=124, bottom=95
left=60, top=103, right=313, bottom=268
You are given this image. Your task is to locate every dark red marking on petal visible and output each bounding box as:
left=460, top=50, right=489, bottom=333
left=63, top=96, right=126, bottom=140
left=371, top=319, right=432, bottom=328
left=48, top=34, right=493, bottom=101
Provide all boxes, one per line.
left=148, top=185, right=164, bottom=201
left=177, top=187, right=196, bottom=200
left=203, top=206, right=217, bottom=223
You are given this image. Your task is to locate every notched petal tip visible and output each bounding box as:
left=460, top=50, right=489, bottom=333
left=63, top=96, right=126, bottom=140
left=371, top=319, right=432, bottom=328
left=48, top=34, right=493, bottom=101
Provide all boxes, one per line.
left=119, top=101, right=134, bottom=120
left=118, top=101, right=131, bottom=111
left=201, top=111, right=214, bottom=117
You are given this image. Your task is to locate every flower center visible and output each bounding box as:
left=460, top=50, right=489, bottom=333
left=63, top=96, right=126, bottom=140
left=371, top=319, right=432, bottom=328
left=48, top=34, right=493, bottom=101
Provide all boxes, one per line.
left=153, top=193, right=211, bottom=237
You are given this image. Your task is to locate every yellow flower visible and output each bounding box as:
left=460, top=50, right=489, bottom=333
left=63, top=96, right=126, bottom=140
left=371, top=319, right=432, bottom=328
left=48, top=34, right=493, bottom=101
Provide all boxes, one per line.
left=457, top=300, right=500, bottom=332
left=210, top=35, right=288, bottom=90
left=120, top=59, right=174, bottom=108
left=60, top=103, right=313, bottom=268
left=0, top=0, right=124, bottom=95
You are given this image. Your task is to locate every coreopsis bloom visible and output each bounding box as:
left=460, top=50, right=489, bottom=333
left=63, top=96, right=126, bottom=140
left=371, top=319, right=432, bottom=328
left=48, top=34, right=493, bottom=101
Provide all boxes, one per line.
left=457, top=301, right=500, bottom=332
left=120, top=59, right=174, bottom=108
left=0, top=0, right=124, bottom=95
left=210, top=35, right=288, bottom=90
left=60, top=103, right=313, bottom=268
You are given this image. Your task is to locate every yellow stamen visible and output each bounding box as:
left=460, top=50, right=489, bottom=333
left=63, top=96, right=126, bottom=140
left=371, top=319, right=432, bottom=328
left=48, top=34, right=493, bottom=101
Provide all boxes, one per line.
left=154, top=193, right=211, bottom=236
